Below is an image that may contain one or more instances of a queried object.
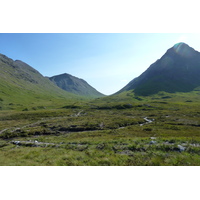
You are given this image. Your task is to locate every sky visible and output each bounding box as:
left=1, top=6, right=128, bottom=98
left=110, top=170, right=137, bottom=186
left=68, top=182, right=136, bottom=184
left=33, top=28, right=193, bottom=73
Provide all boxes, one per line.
left=1, top=33, right=200, bottom=95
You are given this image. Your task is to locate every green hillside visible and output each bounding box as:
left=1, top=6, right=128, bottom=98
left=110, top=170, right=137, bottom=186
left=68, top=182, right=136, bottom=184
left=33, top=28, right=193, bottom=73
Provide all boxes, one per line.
left=0, top=54, right=82, bottom=110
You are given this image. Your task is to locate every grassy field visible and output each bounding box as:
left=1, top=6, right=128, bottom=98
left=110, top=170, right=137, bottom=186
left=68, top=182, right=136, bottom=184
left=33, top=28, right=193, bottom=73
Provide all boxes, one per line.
left=1, top=90, right=200, bottom=165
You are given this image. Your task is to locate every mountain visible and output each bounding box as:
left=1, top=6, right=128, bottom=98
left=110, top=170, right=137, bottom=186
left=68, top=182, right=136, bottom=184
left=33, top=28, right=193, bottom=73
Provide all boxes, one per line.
left=0, top=54, right=79, bottom=110
left=117, top=42, right=200, bottom=96
left=49, top=73, right=105, bottom=98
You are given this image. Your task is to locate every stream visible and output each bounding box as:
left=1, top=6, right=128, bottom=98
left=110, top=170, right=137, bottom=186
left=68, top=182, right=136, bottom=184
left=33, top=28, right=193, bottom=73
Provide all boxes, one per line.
left=140, top=117, right=154, bottom=126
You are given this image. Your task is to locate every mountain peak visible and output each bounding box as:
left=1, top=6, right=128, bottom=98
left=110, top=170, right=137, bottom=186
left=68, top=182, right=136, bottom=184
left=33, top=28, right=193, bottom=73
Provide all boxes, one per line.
left=173, top=42, right=191, bottom=51
left=173, top=42, right=189, bottom=48
left=49, top=73, right=105, bottom=98
left=117, top=43, right=200, bottom=96
left=169, top=42, right=197, bottom=58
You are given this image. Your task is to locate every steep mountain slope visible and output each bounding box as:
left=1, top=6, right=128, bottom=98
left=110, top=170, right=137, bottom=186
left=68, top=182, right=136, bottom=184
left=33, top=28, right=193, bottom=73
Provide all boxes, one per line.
left=0, top=54, right=79, bottom=110
left=117, top=43, right=200, bottom=96
left=49, top=73, right=105, bottom=98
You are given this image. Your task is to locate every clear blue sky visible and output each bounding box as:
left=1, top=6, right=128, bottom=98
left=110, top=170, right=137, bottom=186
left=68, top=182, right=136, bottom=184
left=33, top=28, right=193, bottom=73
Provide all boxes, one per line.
left=1, top=33, right=200, bottom=95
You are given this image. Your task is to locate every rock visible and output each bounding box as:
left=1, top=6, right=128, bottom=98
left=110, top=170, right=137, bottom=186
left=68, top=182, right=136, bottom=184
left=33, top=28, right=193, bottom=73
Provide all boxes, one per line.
left=190, top=143, right=200, bottom=147
left=99, top=122, right=104, bottom=129
left=118, top=127, right=125, bottom=129
left=12, top=141, right=21, bottom=145
left=150, top=140, right=156, bottom=145
left=177, top=145, right=186, bottom=152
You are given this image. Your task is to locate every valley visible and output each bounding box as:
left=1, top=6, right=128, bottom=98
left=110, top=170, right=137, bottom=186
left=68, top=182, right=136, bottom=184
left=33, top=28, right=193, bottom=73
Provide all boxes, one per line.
left=1, top=42, right=200, bottom=165
left=1, top=91, right=200, bottom=165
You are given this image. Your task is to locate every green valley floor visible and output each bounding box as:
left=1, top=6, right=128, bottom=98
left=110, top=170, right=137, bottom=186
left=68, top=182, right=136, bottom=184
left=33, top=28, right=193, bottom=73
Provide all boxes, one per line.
left=1, top=91, right=200, bottom=165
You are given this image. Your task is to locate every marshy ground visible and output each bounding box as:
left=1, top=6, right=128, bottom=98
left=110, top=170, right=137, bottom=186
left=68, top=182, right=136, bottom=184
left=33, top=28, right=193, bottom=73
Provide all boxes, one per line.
left=1, top=91, right=200, bottom=165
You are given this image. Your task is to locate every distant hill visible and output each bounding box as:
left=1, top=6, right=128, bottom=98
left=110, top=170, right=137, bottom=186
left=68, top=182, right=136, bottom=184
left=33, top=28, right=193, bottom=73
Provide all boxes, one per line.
left=0, top=54, right=79, bottom=110
left=117, top=43, right=200, bottom=96
left=49, top=73, right=105, bottom=98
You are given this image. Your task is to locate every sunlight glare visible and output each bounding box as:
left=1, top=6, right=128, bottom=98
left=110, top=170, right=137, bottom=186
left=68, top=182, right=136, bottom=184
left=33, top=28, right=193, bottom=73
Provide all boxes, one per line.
left=175, top=35, right=188, bottom=44
left=173, top=42, right=193, bottom=58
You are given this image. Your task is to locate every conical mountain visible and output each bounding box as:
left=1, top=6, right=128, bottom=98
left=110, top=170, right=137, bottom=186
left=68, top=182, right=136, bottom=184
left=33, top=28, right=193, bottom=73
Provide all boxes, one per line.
left=49, top=73, right=105, bottom=98
left=117, top=42, right=200, bottom=96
